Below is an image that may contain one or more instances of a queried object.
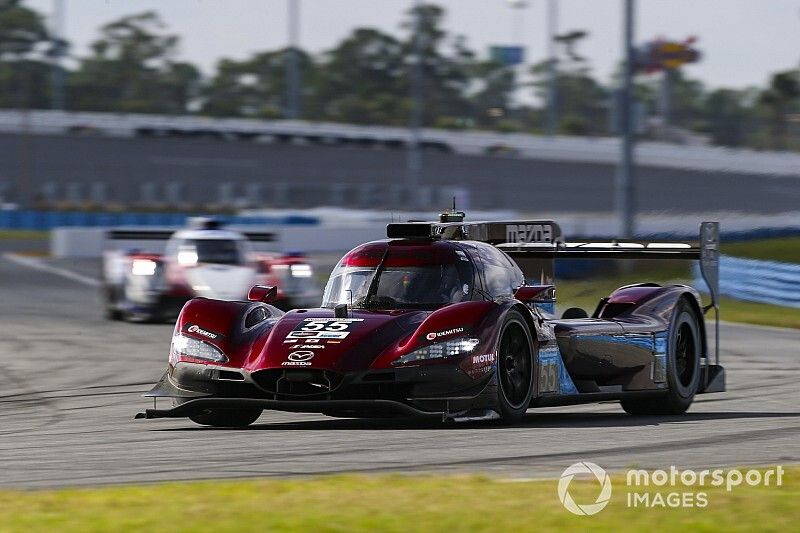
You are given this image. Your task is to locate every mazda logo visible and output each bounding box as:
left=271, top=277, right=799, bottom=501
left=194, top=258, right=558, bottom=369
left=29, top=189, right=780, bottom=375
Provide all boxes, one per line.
left=288, top=351, right=315, bottom=362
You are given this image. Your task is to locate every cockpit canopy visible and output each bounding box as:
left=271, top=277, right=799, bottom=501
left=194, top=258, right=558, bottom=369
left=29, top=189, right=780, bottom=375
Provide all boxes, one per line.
left=322, top=241, right=476, bottom=310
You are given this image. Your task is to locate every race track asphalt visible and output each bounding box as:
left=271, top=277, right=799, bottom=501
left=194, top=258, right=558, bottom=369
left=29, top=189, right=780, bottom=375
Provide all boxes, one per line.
left=1, top=254, right=799, bottom=489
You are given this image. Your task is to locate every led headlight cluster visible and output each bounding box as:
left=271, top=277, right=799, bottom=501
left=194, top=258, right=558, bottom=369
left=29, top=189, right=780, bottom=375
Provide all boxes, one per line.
left=131, top=259, right=157, bottom=276
left=171, top=333, right=227, bottom=363
left=393, top=337, right=480, bottom=365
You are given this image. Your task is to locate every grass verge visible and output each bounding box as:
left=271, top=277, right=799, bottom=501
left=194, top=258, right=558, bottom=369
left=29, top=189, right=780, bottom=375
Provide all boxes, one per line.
left=0, top=230, right=48, bottom=240
left=0, top=468, right=796, bottom=532
left=722, top=237, right=800, bottom=263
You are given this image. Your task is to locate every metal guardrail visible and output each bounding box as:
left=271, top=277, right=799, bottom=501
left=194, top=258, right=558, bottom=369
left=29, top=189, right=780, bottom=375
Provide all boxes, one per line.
left=695, top=255, right=800, bottom=308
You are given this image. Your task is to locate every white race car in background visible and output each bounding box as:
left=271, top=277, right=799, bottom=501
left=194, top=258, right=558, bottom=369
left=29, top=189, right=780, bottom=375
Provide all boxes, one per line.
left=102, top=220, right=321, bottom=321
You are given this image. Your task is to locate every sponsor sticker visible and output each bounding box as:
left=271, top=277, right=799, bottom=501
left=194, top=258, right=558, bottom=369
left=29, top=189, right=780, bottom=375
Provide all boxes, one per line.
left=286, top=317, right=364, bottom=340
left=281, top=351, right=315, bottom=366
left=471, top=353, right=495, bottom=365
left=425, top=327, right=465, bottom=341
left=505, top=223, right=554, bottom=244
left=184, top=323, right=222, bottom=340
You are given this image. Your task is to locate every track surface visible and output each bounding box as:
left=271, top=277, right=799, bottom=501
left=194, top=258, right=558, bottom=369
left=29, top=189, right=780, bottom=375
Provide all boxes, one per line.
left=1, top=255, right=799, bottom=488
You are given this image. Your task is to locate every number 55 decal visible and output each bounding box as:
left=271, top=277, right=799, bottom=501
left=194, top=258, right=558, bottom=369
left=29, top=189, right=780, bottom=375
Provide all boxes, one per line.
left=288, top=318, right=364, bottom=340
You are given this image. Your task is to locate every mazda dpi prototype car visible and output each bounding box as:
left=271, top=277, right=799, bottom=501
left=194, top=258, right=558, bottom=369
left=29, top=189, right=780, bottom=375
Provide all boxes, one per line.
left=137, top=213, right=725, bottom=426
left=103, top=221, right=320, bottom=321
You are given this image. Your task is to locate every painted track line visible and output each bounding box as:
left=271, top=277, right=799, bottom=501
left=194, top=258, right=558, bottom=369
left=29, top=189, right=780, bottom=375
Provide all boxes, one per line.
left=3, top=253, right=101, bottom=288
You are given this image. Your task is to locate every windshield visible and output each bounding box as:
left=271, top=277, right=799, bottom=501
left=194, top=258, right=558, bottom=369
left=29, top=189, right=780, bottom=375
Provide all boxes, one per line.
left=323, top=250, right=474, bottom=309
left=177, top=239, right=243, bottom=265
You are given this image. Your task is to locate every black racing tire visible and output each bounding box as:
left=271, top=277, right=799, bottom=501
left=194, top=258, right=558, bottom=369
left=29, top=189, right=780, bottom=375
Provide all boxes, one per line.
left=621, top=298, right=702, bottom=416
left=188, top=408, right=263, bottom=427
left=105, top=306, right=124, bottom=321
left=104, top=288, right=124, bottom=321
left=495, top=310, right=535, bottom=424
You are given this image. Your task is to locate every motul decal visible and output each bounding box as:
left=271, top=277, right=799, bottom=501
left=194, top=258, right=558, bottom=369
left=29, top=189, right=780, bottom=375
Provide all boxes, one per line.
left=471, top=353, right=495, bottom=364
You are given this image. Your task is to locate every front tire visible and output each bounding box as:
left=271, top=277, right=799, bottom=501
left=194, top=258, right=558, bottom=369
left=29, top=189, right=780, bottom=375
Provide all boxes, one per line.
left=189, top=408, right=262, bottom=427
left=495, top=310, right=535, bottom=424
left=621, top=298, right=701, bottom=415
left=104, top=287, right=124, bottom=321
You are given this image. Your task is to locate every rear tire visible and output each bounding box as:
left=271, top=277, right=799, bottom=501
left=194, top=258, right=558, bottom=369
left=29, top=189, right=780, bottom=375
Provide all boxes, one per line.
left=189, top=408, right=262, bottom=427
left=495, top=310, right=535, bottom=424
left=621, top=298, right=701, bottom=415
left=105, top=307, right=123, bottom=321
left=104, top=288, right=124, bottom=321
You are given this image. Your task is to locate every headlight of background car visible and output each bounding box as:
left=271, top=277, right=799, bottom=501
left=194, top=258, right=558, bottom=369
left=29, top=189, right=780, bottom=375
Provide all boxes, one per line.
left=171, top=333, right=228, bottom=363
left=393, top=337, right=480, bottom=365
left=131, top=258, right=157, bottom=276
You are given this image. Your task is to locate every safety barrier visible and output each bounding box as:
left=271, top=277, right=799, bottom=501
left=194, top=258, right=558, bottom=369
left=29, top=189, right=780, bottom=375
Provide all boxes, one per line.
left=695, top=255, right=800, bottom=308
left=0, top=210, right=318, bottom=230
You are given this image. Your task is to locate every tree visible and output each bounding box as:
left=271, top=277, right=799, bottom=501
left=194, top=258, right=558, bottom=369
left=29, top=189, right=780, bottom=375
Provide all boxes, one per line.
left=758, top=70, right=800, bottom=149
left=401, top=3, right=473, bottom=126
left=530, top=59, right=608, bottom=135
left=202, top=49, right=315, bottom=119
left=467, top=58, right=516, bottom=129
left=314, top=28, right=405, bottom=124
left=703, top=88, right=748, bottom=147
left=0, top=0, right=52, bottom=109
left=68, top=12, right=200, bottom=114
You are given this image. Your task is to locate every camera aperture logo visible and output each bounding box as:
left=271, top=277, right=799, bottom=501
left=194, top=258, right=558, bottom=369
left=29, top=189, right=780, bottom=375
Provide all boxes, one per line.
left=557, top=462, right=785, bottom=514
left=558, top=462, right=613, bottom=515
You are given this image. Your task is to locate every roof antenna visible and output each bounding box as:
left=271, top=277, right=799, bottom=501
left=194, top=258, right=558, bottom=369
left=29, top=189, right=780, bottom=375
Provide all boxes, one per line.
left=439, top=196, right=465, bottom=223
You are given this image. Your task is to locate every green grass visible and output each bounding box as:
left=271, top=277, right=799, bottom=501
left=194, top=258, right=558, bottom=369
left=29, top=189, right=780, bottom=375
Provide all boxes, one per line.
left=722, top=237, right=800, bottom=263
left=0, top=469, right=796, bottom=532
left=0, top=230, right=48, bottom=240
left=555, top=265, right=689, bottom=315
left=717, top=297, right=800, bottom=329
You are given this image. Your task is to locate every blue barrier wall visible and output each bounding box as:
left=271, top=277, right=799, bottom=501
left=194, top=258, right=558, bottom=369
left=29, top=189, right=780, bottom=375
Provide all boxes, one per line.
left=0, top=210, right=318, bottom=229
left=695, top=255, right=800, bottom=309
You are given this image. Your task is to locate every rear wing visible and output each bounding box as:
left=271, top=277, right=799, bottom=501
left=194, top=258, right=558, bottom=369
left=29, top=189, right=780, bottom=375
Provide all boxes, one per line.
left=106, top=229, right=276, bottom=242
left=496, top=222, right=720, bottom=310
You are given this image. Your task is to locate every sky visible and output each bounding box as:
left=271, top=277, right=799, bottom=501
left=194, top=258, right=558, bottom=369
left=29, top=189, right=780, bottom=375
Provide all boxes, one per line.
left=24, top=0, right=800, bottom=90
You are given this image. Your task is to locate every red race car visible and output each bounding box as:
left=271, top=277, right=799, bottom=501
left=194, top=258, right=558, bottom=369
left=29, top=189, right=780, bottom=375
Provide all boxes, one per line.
left=137, top=211, right=725, bottom=426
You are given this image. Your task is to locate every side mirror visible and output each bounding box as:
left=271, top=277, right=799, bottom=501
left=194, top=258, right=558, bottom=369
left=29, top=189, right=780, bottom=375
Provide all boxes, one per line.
left=514, top=285, right=555, bottom=303
left=515, top=285, right=556, bottom=315
left=248, top=285, right=278, bottom=303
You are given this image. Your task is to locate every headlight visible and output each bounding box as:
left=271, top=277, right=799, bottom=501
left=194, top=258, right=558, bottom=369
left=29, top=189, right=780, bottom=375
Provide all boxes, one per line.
left=171, top=333, right=227, bottom=363
left=131, top=259, right=157, bottom=276
left=393, top=337, right=480, bottom=365
left=290, top=264, right=313, bottom=277
left=177, top=250, right=198, bottom=266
